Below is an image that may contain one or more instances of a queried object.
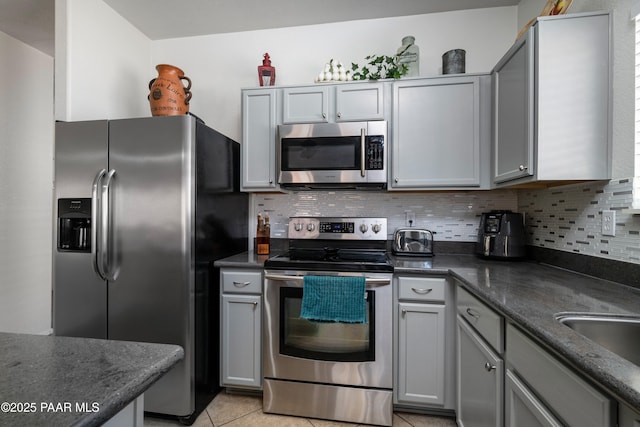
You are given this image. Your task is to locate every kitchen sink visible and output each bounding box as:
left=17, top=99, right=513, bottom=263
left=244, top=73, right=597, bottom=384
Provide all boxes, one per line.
left=556, top=313, right=640, bottom=366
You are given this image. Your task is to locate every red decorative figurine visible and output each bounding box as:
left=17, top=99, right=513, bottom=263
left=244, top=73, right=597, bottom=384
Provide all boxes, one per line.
left=258, top=53, right=276, bottom=86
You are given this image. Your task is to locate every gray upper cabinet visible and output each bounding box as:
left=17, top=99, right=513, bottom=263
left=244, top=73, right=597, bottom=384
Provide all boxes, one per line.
left=334, top=83, right=385, bottom=121
left=390, top=75, right=490, bottom=190
left=282, top=82, right=385, bottom=123
left=492, top=30, right=534, bottom=183
left=492, top=12, right=611, bottom=186
left=241, top=88, right=278, bottom=191
left=282, top=86, right=329, bottom=123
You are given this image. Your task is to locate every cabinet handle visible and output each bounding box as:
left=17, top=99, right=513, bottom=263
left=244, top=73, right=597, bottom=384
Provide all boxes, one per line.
left=484, top=362, right=496, bottom=372
left=411, top=287, right=433, bottom=295
left=519, top=164, right=528, bottom=171
left=401, top=308, right=407, bottom=316
left=395, top=178, right=399, bottom=183
left=466, top=307, right=481, bottom=319
left=253, top=301, right=258, bottom=307
left=233, top=281, right=251, bottom=287
left=337, top=112, right=342, bottom=118
left=322, top=113, right=327, bottom=119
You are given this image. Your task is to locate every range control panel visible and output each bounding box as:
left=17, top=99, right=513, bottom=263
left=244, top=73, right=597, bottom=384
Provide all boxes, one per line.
left=288, top=217, right=387, bottom=240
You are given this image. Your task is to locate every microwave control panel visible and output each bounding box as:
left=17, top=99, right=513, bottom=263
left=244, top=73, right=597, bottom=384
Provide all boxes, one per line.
left=366, top=136, right=384, bottom=170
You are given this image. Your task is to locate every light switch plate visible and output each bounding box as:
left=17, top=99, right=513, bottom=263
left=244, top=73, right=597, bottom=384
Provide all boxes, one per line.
left=602, top=210, right=615, bottom=236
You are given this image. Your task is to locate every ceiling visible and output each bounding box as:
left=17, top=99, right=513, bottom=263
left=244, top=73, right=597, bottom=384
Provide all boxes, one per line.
left=0, top=0, right=519, bottom=57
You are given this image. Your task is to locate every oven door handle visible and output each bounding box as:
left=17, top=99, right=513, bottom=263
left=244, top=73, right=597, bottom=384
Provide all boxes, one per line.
left=264, top=273, right=391, bottom=285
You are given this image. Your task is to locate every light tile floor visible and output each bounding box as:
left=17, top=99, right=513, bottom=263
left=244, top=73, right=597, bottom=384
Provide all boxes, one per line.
left=144, top=391, right=457, bottom=427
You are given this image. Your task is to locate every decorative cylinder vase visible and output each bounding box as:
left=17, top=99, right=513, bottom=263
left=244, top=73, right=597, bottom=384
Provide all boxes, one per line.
left=397, top=36, right=419, bottom=77
left=442, top=49, right=466, bottom=74
left=148, top=64, right=192, bottom=116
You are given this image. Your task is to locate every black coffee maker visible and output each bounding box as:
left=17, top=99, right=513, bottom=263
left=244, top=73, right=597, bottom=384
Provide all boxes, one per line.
left=476, top=210, right=526, bottom=259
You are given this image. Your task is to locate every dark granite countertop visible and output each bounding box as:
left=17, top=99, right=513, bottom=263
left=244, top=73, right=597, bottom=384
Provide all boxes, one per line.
left=392, top=253, right=640, bottom=412
left=215, top=250, right=640, bottom=412
left=213, top=250, right=278, bottom=269
left=0, top=333, right=183, bottom=426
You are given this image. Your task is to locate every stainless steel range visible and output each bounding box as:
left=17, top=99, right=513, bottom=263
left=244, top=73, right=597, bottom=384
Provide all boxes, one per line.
left=263, top=217, right=393, bottom=426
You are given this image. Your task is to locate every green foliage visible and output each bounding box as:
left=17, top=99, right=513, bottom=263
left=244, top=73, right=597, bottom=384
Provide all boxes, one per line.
left=351, top=55, right=408, bottom=81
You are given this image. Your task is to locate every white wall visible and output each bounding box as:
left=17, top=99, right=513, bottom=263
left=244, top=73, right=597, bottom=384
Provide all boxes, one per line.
left=0, top=31, right=54, bottom=333
left=55, top=0, right=152, bottom=121
left=151, top=7, right=517, bottom=141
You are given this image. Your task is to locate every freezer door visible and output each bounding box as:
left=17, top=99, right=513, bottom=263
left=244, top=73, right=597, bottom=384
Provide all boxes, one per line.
left=107, top=116, right=195, bottom=417
left=53, top=120, right=108, bottom=338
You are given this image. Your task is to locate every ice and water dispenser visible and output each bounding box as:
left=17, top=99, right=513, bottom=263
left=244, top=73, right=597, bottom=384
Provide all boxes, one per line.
left=57, top=198, right=91, bottom=252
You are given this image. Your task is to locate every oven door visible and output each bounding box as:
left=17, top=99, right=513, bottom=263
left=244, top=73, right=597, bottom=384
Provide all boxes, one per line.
left=263, top=270, right=392, bottom=389
left=277, top=121, right=387, bottom=186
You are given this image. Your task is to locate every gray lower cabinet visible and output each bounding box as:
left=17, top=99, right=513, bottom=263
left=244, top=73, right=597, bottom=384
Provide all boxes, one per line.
left=220, top=268, right=263, bottom=390
left=492, top=12, right=611, bottom=186
left=394, top=276, right=455, bottom=410
left=506, top=323, right=613, bottom=427
left=456, top=285, right=504, bottom=427
left=390, top=75, right=490, bottom=190
left=505, top=369, right=563, bottom=427
left=619, top=403, right=640, bottom=427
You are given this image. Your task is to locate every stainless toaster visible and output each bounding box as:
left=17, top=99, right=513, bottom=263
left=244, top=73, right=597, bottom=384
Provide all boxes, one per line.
left=393, top=228, right=434, bottom=256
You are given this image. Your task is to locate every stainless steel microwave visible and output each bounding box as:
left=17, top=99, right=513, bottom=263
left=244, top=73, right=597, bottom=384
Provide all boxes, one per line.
left=277, top=121, right=387, bottom=190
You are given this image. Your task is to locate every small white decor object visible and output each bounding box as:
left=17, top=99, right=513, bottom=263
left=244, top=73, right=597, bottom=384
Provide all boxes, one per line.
left=315, top=59, right=353, bottom=83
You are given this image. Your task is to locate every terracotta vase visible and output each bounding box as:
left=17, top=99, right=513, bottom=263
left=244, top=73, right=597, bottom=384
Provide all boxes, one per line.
left=148, top=64, right=192, bottom=116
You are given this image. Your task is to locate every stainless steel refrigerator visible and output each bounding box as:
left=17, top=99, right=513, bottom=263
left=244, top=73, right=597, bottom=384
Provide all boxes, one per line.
left=53, top=115, right=248, bottom=421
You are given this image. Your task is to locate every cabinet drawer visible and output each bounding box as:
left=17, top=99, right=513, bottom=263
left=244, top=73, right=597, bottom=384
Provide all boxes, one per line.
left=457, top=286, right=503, bottom=353
left=221, top=270, right=262, bottom=294
left=507, top=324, right=613, bottom=427
left=398, top=276, right=446, bottom=302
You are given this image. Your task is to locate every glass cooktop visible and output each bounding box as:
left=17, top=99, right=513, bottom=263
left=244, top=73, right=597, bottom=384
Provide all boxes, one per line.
left=265, top=247, right=393, bottom=273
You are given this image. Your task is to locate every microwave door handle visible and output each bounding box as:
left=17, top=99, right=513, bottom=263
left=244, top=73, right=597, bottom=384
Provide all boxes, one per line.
left=360, top=128, right=366, bottom=178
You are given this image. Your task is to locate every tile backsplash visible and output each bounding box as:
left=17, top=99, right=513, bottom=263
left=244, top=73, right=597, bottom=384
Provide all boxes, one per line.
left=253, top=190, right=518, bottom=241
left=253, top=179, right=640, bottom=266
left=518, top=179, right=640, bottom=265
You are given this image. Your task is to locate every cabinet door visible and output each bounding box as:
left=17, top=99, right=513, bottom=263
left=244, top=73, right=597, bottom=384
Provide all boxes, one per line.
left=457, top=315, right=503, bottom=427
left=241, top=89, right=277, bottom=190
left=619, top=403, right=640, bottom=427
left=391, top=77, right=481, bottom=189
left=507, top=323, right=613, bottom=427
left=396, top=302, right=446, bottom=406
left=221, top=294, right=262, bottom=389
left=282, top=86, right=329, bottom=123
left=505, top=369, right=563, bottom=427
left=335, top=83, right=384, bottom=121
left=492, top=29, right=535, bottom=184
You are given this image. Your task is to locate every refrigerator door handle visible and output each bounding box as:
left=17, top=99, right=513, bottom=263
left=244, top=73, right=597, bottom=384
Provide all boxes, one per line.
left=91, top=169, right=107, bottom=280
left=102, top=169, right=118, bottom=281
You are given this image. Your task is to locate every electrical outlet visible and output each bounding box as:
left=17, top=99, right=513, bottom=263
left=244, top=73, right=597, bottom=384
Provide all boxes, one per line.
left=602, top=210, right=616, bottom=236
left=405, top=211, right=416, bottom=227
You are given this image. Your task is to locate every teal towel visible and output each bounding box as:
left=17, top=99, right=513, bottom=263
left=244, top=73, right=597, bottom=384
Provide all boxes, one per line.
left=300, top=275, right=367, bottom=323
